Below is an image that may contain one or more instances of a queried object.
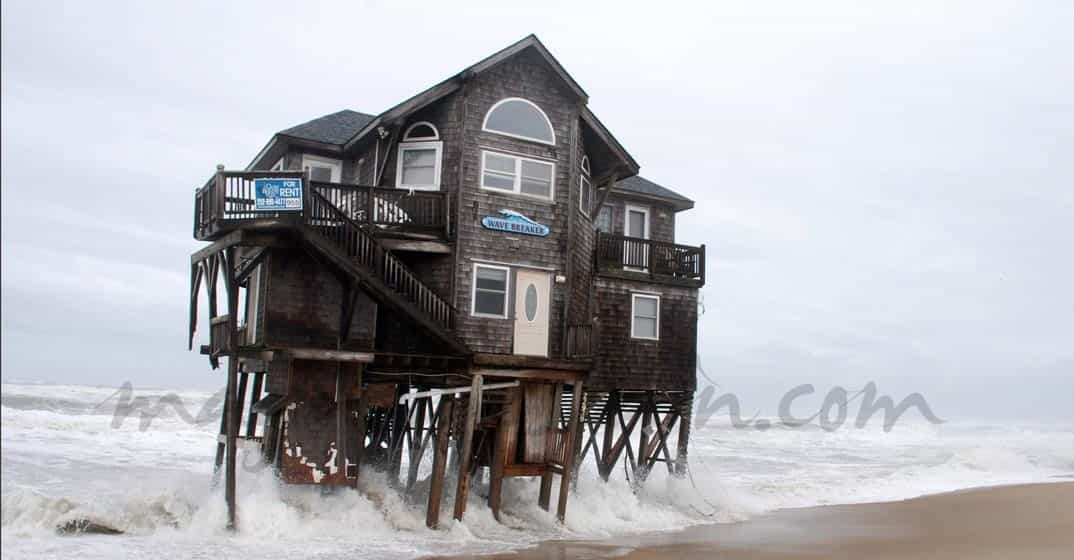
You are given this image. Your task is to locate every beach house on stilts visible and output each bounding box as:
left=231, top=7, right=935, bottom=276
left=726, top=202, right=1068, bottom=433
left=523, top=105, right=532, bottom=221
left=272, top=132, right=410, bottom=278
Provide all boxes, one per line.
left=187, top=35, right=705, bottom=529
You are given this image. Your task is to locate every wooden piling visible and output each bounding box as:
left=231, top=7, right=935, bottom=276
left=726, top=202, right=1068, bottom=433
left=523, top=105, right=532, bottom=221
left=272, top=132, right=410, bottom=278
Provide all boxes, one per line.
left=538, top=382, right=563, bottom=511
left=426, top=396, right=454, bottom=529
left=488, top=387, right=520, bottom=520
left=245, top=372, right=263, bottom=438
left=453, top=372, right=483, bottom=521
left=557, top=378, right=583, bottom=521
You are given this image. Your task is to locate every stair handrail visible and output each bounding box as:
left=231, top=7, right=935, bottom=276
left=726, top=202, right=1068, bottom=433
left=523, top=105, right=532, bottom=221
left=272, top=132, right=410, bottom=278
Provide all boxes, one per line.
left=305, top=189, right=457, bottom=330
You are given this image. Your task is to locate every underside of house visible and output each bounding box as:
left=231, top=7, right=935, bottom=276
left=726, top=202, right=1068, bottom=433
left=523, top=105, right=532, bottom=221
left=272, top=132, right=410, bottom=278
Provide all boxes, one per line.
left=188, top=34, right=706, bottom=529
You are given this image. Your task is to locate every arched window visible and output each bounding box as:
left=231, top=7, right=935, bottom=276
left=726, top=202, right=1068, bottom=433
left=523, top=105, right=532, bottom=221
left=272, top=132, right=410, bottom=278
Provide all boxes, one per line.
left=579, top=156, right=593, bottom=217
left=396, top=121, right=442, bottom=190
left=482, top=98, right=555, bottom=145
left=403, top=121, right=439, bottom=141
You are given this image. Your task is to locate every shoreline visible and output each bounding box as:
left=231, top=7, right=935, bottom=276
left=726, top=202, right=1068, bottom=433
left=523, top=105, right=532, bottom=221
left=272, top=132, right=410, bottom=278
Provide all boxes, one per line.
left=432, top=481, right=1074, bottom=559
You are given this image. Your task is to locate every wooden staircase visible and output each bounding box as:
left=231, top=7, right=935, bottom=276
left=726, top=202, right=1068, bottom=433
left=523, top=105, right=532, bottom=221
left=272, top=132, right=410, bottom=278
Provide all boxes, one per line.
left=302, top=189, right=467, bottom=355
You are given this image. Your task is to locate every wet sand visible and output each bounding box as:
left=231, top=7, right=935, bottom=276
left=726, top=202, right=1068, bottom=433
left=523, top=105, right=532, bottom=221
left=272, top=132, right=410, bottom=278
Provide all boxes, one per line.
left=439, top=482, right=1074, bottom=559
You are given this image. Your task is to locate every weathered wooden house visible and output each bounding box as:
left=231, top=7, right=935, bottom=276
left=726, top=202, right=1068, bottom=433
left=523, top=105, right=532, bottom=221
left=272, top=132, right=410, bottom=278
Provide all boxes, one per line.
left=188, top=35, right=705, bottom=529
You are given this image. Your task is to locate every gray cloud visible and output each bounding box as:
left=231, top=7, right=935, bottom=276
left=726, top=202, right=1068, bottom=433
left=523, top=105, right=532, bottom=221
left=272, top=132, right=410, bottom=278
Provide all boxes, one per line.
left=3, top=1, right=1071, bottom=419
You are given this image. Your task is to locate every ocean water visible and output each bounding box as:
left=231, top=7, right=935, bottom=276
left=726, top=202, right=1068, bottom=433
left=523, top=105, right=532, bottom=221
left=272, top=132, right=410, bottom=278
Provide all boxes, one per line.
left=2, top=382, right=1072, bottom=559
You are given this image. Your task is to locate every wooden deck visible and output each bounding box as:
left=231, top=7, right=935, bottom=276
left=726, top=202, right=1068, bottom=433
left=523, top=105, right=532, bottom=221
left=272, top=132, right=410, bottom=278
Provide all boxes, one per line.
left=194, top=170, right=452, bottom=242
left=594, top=231, right=705, bottom=287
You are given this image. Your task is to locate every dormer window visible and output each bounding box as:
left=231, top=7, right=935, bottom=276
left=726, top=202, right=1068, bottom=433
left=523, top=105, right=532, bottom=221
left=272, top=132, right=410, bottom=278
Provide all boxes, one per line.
left=483, top=98, right=555, bottom=145
left=396, top=121, right=442, bottom=191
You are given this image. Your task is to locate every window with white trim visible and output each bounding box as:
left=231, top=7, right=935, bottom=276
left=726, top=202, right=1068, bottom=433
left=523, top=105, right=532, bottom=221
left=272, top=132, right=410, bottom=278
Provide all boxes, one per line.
left=396, top=122, right=443, bottom=190
left=483, top=98, right=555, bottom=145
left=480, top=150, right=554, bottom=200
left=472, top=264, right=510, bottom=318
left=302, top=154, right=342, bottom=182
left=631, top=293, right=660, bottom=340
left=579, top=156, right=592, bottom=217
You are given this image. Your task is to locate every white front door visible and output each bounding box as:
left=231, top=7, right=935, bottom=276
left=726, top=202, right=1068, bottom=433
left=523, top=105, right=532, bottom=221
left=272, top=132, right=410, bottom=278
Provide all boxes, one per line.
left=624, top=204, right=650, bottom=270
left=513, top=269, right=551, bottom=357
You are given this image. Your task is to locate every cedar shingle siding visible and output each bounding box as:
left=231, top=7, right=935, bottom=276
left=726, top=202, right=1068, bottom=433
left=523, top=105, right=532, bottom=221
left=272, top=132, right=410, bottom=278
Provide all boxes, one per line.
left=248, top=41, right=701, bottom=393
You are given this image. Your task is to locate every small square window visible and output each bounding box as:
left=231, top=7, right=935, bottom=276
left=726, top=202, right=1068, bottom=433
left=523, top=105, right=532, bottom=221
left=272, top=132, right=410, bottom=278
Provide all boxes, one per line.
left=631, top=294, right=660, bottom=340
left=472, top=264, right=509, bottom=318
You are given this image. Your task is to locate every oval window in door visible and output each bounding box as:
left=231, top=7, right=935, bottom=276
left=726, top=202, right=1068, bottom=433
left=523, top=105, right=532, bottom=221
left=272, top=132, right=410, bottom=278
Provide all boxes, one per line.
left=524, top=284, right=538, bottom=321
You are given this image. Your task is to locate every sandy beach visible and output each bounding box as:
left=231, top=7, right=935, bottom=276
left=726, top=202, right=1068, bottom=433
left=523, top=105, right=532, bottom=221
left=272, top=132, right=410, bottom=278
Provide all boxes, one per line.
left=437, top=482, right=1074, bottom=560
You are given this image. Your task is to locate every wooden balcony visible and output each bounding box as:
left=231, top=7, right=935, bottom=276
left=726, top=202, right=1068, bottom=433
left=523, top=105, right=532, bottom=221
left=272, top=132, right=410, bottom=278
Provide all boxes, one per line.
left=594, top=232, right=705, bottom=287
left=194, top=170, right=452, bottom=242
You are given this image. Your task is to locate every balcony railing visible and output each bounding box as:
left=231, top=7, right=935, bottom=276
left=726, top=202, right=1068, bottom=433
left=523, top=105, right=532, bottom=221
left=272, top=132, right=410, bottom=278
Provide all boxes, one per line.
left=194, top=170, right=451, bottom=240
left=594, top=232, right=705, bottom=286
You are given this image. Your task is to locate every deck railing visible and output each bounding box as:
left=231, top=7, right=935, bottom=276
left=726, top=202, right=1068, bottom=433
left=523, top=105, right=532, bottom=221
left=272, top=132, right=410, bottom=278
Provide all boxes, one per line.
left=194, top=170, right=451, bottom=240
left=594, top=232, right=705, bottom=285
left=311, top=182, right=450, bottom=236
left=305, top=189, right=456, bottom=331
left=194, top=170, right=305, bottom=239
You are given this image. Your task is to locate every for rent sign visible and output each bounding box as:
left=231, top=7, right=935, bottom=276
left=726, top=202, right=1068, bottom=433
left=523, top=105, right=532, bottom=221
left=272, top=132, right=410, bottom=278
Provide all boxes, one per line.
left=254, top=178, right=303, bottom=211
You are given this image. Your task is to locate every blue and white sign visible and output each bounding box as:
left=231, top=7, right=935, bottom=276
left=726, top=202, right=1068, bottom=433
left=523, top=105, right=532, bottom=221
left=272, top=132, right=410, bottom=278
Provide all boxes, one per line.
left=254, top=178, right=303, bottom=211
left=481, top=209, right=550, bottom=237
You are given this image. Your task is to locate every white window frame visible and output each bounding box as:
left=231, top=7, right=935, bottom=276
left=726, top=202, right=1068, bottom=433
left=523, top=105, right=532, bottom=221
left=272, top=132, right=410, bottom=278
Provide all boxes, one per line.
left=482, top=97, right=556, bottom=146
left=301, top=154, right=342, bottom=182
left=480, top=150, right=556, bottom=201
left=630, top=293, right=661, bottom=341
left=471, top=263, right=511, bottom=319
left=579, top=175, right=592, bottom=217
left=403, top=121, right=440, bottom=141
left=270, top=157, right=285, bottom=171
left=395, top=141, right=443, bottom=191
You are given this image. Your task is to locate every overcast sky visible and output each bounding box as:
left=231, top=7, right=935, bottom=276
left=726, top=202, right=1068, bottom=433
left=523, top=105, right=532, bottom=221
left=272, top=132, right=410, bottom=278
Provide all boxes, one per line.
left=2, top=1, right=1071, bottom=421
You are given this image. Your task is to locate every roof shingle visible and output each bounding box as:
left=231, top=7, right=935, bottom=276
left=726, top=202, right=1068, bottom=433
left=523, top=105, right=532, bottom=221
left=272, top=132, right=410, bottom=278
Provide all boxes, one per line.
left=615, top=175, right=694, bottom=210
left=278, top=109, right=375, bottom=145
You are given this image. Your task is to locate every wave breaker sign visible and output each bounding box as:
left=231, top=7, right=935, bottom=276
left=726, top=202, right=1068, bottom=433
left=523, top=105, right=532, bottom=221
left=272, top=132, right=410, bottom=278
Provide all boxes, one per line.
left=254, top=178, right=303, bottom=211
left=481, top=209, right=550, bottom=237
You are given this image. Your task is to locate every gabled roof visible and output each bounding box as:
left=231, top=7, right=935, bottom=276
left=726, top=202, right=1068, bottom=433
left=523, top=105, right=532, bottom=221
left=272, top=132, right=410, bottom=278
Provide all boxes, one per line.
left=251, top=35, right=639, bottom=177
left=278, top=109, right=376, bottom=144
left=615, top=176, right=694, bottom=211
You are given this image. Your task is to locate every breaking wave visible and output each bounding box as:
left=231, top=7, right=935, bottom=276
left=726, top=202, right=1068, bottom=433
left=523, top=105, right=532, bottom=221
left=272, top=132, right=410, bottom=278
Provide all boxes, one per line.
left=2, top=383, right=1072, bottom=559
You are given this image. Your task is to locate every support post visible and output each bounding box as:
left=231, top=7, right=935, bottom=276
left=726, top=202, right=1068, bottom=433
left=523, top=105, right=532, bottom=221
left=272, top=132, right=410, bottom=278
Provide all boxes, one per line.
left=232, top=367, right=249, bottom=437
left=223, top=246, right=240, bottom=530
left=351, top=366, right=368, bottom=478
left=557, top=379, right=583, bottom=521
left=538, top=382, right=563, bottom=510
left=600, top=392, right=618, bottom=481
left=426, top=396, right=454, bottom=529
left=406, top=396, right=428, bottom=491
left=488, top=387, right=520, bottom=520
left=334, top=363, right=348, bottom=482
left=388, top=385, right=408, bottom=485
left=245, top=372, right=263, bottom=438
left=674, top=397, right=692, bottom=477
left=452, top=373, right=483, bottom=521
left=637, top=392, right=653, bottom=481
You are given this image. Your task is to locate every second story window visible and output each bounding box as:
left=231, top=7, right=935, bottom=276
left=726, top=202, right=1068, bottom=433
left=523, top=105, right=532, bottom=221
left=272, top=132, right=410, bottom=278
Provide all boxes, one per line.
left=396, top=122, right=442, bottom=190
left=302, top=154, right=342, bottom=182
left=481, top=150, right=555, bottom=200
left=483, top=98, right=555, bottom=145
left=631, top=293, right=660, bottom=340
left=579, top=156, right=592, bottom=217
